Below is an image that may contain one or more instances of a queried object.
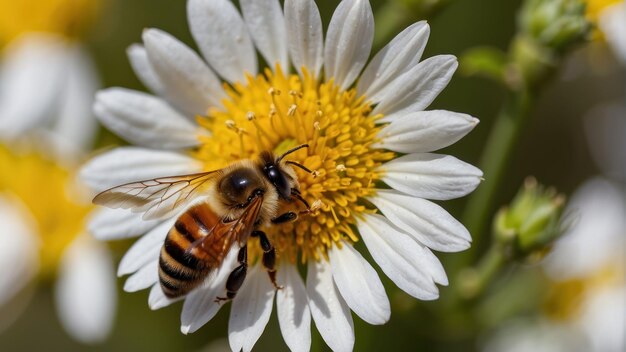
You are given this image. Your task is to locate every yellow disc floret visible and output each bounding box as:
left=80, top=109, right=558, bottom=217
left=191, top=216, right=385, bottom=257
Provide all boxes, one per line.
left=0, top=145, right=92, bottom=277
left=194, top=67, right=394, bottom=263
left=0, top=0, right=101, bottom=47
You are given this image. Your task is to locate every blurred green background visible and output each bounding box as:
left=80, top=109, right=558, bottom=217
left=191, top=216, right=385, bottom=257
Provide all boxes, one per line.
left=1, top=0, right=622, bottom=351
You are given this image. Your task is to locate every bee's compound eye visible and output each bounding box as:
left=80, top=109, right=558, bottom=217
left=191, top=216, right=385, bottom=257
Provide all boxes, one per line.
left=264, top=164, right=291, bottom=199
left=220, top=168, right=261, bottom=205
left=267, top=167, right=278, bottom=180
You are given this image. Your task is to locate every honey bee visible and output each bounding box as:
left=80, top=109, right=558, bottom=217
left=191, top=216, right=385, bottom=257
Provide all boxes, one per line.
left=94, top=144, right=315, bottom=301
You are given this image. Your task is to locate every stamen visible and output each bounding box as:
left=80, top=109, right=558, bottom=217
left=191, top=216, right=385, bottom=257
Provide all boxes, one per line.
left=287, top=104, right=297, bottom=117
left=225, top=119, right=236, bottom=129
left=194, top=68, right=393, bottom=262
left=310, top=199, right=323, bottom=212
left=246, top=111, right=271, bottom=150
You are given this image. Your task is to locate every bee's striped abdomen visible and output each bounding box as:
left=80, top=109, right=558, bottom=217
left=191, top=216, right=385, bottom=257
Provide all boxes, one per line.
left=158, top=203, right=220, bottom=298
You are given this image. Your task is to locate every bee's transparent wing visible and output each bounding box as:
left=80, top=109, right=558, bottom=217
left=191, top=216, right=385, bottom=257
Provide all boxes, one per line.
left=93, top=171, right=222, bottom=220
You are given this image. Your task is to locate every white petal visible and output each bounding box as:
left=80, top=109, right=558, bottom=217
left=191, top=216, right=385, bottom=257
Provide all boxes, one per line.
left=52, top=45, right=99, bottom=152
left=240, top=0, right=289, bottom=73
left=324, top=0, right=374, bottom=90
left=374, top=110, right=479, bottom=152
left=127, top=44, right=164, bottom=95
left=123, top=261, right=158, bottom=292
left=187, top=0, right=257, bottom=83
left=276, top=263, right=311, bottom=352
left=422, top=247, right=449, bottom=286
left=357, top=21, right=430, bottom=97
left=328, top=242, right=390, bottom=325
left=579, top=286, right=626, bottom=352
left=180, top=247, right=240, bottom=334
left=55, top=235, right=117, bottom=344
left=0, top=34, right=66, bottom=138
left=371, top=55, right=458, bottom=119
left=229, top=265, right=276, bottom=352
left=87, top=208, right=161, bottom=241
left=0, top=196, right=39, bottom=307
left=306, top=260, right=354, bottom=352
left=599, top=2, right=626, bottom=64
left=143, top=28, right=225, bottom=116
left=368, top=189, right=472, bottom=252
left=94, top=88, right=201, bottom=149
left=80, top=147, right=203, bottom=192
left=358, top=214, right=445, bottom=300
left=284, top=0, right=324, bottom=77
left=148, top=283, right=181, bottom=310
left=117, top=219, right=172, bottom=276
left=380, top=153, right=483, bottom=200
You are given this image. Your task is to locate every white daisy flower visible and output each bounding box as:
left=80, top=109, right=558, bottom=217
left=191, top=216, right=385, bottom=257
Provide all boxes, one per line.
left=0, top=146, right=117, bottom=344
left=81, top=0, right=482, bottom=351
left=545, top=178, right=625, bottom=352
left=0, top=33, right=99, bottom=153
left=587, top=0, right=626, bottom=63
left=0, top=0, right=117, bottom=343
left=0, top=0, right=100, bottom=151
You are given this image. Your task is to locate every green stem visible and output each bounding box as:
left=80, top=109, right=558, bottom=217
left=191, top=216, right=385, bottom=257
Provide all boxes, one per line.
left=461, top=89, right=533, bottom=255
left=457, top=244, right=507, bottom=300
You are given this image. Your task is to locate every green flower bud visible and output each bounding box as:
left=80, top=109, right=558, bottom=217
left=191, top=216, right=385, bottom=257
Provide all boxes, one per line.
left=494, top=177, right=566, bottom=259
left=518, top=0, right=591, bottom=52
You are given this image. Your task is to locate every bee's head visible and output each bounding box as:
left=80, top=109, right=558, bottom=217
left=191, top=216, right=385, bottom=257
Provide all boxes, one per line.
left=259, top=151, right=294, bottom=200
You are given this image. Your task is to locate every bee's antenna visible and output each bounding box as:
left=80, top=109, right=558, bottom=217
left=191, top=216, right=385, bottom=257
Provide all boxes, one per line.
left=286, top=160, right=318, bottom=177
left=276, top=144, right=309, bottom=163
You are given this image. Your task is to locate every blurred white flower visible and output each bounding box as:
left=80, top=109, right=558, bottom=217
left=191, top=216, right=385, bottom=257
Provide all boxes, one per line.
left=0, top=0, right=116, bottom=344
left=483, top=318, right=585, bottom=352
left=0, top=0, right=100, bottom=151
left=81, top=0, right=482, bottom=351
left=595, top=0, right=626, bottom=63
left=0, top=34, right=99, bottom=154
left=545, top=178, right=624, bottom=279
left=0, top=147, right=117, bottom=344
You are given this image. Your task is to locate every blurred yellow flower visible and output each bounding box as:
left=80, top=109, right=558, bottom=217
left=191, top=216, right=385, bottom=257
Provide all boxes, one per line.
left=543, top=265, right=622, bottom=322
left=0, top=0, right=101, bottom=47
left=0, top=144, right=116, bottom=343
left=0, top=145, right=91, bottom=275
left=585, top=0, right=622, bottom=24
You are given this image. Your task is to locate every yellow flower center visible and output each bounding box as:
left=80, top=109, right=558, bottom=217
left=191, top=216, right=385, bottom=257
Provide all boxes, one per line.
left=194, top=67, right=394, bottom=263
left=0, top=145, right=92, bottom=277
left=0, top=0, right=101, bottom=48
left=542, top=264, right=624, bottom=321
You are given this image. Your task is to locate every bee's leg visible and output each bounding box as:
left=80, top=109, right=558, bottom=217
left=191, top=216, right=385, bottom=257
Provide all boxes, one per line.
left=253, top=230, right=282, bottom=290
left=271, top=211, right=297, bottom=224
left=291, top=188, right=315, bottom=215
left=215, top=245, right=248, bottom=303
